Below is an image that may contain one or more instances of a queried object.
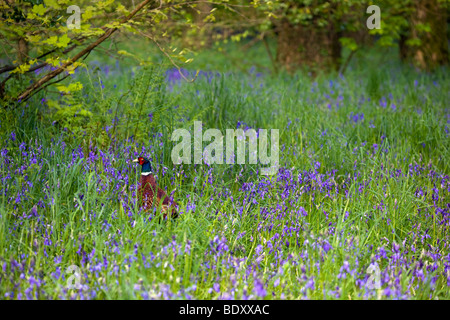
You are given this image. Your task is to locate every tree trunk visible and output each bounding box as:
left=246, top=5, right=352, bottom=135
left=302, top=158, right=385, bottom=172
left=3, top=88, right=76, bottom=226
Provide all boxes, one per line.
left=17, top=37, right=28, bottom=64
left=410, top=0, right=448, bottom=70
left=275, top=18, right=342, bottom=73
left=399, top=32, right=410, bottom=62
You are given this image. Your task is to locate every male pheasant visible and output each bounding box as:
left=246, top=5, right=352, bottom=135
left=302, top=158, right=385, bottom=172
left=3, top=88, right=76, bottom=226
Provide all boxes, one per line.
left=132, top=157, right=178, bottom=219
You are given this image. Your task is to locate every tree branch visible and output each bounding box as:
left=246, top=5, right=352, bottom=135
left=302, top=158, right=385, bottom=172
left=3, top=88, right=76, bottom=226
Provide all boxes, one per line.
left=138, top=30, right=198, bottom=83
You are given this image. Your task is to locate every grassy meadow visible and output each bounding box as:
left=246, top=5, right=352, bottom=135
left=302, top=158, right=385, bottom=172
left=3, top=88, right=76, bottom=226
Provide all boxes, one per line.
left=0, top=39, right=449, bottom=299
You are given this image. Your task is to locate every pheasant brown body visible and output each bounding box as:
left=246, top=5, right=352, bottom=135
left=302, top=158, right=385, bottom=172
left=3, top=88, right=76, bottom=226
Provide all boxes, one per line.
left=138, top=173, right=178, bottom=219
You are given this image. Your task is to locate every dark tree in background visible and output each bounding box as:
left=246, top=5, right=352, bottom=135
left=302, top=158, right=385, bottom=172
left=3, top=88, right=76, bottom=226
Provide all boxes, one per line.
left=389, top=0, right=449, bottom=71
left=275, top=7, right=342, bottom=72
left=254, top=0, right=448, bottom=73
left=408, top=0, right=449, bottom=71
left=1, top=0, right=448, bottom=104
left=271, top=1, right=358, bottom=73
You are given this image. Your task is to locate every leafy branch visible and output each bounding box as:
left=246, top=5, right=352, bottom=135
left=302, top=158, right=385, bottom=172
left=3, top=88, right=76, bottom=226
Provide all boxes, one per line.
left=14, top=0, right=160, bottom=103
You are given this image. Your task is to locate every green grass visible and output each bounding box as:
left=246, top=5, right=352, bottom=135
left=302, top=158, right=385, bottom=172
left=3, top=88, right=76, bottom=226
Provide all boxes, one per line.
left=0, top=40, right=449, bottom=300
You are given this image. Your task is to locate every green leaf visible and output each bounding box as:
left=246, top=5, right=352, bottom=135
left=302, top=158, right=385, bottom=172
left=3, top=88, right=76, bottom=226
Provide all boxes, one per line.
left=45, top=36, right=58, bottom=46
left=339, top=37, right=358, bottom=51
left=56, top=82, right=83, bottom=93
left=44, top=0, right=60, bottom=9
left=57, top=34, right=71, bottom=48
left=32, top=4, right=47, bottom=16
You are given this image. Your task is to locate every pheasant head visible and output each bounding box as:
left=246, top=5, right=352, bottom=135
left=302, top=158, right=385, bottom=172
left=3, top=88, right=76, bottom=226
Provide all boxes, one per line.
left=132, top=156, right=152, bottom=175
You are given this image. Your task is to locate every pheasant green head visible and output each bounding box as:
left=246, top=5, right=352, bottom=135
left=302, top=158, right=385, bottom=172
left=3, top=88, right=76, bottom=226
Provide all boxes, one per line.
left=133, top=157, right=152, bottom=175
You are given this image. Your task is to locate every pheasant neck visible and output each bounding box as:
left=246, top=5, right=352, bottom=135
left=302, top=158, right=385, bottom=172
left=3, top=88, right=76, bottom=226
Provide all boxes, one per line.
left=141, top=161, right=152, bottom=174
left=140, top=173, right=156, bottom=183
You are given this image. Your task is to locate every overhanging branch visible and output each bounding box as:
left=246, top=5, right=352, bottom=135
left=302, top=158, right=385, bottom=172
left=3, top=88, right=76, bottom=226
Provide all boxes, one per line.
left=15, top=0, right=159, bottom=103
